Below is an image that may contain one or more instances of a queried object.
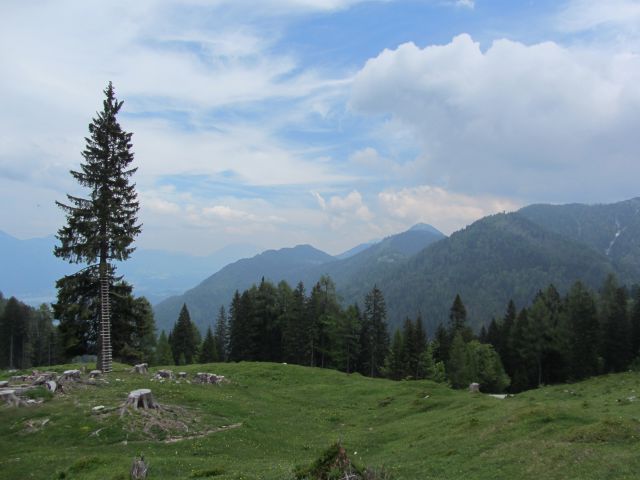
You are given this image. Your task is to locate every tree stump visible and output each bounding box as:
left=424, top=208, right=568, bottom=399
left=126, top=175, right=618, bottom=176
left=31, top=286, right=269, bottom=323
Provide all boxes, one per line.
left=0, top=381, right=8, bottom=388
left=31, top=372, right=56, bottom=385
left=195, top=372, right=225, bottom=385
left=131, top=363, right=148, bottom=375
left=60, top=370, right=81, bottom=382
left=1, top=389, right=25, bottom=407
left=125, top=389, right=159, bottom=410
left=89, top=370, right=102, bottom=379
left=469, top=382, right=480, bottom=393
left=45, top=380, right=57, bottom=393
left=155, top=370, right=173, bottom=380
left=178, top=372, right=187, bottom=379
left=130, top=456, right=149, bottom=479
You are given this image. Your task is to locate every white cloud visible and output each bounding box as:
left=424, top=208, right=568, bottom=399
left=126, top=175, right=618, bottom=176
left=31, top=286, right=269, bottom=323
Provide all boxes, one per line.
left=313, top=189, right=373, bottom=228
left=378, top=185, right=519, bottom=234
left=144, top=197, right=182, bottom=216
left=556, top=0, right=640, bottom=33
left=0, top=0, right=354, bottom=250
left=351, top=33, right=640, bottom=203
left=453, top=0, right=474, bottom=9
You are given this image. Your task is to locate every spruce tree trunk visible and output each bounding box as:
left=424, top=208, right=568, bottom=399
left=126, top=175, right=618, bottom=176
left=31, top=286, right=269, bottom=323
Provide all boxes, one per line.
left=99, top=259, right=112, bottom=373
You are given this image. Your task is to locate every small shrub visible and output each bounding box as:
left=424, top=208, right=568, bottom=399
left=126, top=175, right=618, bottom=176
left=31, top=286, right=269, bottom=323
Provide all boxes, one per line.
left=23, top=386, right=53, bottom=402
left=294, top=442, right=393, bottom=480
left=190, top=468, right=225, bottom=478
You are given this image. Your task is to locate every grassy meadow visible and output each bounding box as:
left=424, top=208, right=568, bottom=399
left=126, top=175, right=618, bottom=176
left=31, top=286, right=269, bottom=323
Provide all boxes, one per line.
left=1, top=362, right=639, bottom=479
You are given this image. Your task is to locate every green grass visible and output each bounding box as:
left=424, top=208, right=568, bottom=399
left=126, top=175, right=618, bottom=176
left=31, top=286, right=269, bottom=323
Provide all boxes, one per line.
left=1, top=363, right=639, bottom=479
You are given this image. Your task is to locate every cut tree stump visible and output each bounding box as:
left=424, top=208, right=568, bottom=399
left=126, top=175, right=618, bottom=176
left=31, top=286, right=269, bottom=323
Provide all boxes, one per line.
left=89, top=370, right=102, bottom=379
left=60, top=370, right=81, bottom=382
left=178, top=372, right=187, bottom=379
left=130, top=456, right=149, bottom=479
left=32, top=372, right=57, bottom=385
left=131, top=363, right=148, bottom=375
left=155, top=370, right=173, bottom=380
left=1, top=389, right=25, bottom=407
left=124, top=389, right=159, bottom=410
left=469, top=382, right=480, bottom=393
left=45, top=380, right=57, bottom=393
left=0, top=381, right=8, bottom=388
left=194, top=372, right=225, bottom=385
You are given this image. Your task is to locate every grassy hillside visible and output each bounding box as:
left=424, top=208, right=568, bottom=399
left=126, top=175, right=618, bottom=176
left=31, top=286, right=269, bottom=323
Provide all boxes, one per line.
left=1, top=363, right=640, bottom=479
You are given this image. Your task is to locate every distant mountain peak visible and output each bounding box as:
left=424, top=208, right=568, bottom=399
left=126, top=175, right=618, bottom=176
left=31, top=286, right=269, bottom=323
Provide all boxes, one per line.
left=408, top=223, right=445, bottom=236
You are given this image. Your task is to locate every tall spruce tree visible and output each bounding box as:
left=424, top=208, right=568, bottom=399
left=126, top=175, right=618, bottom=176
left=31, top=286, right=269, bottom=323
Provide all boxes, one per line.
left=214, top=306, right=230, bottom=362
left=449, top=294, right=471, bottom=340
left=155, top=331, right=173, bottom=365
left=361, top=285, right=389, bottom=377
left=566, top=281, right=600, bottom=380
left=281, top=282, right=308, bottom=364
left=54, top=82, right=141, bottom=373
left=170, top=304, right=199, bottom=365
left=599, top=275, right=631, bottom=372
left=0, top=297, right=31, bottom=369
left=199, top=326, right=218, bottom=363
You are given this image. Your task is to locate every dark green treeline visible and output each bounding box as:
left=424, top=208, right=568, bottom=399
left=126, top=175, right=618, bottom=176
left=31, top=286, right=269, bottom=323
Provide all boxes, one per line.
left=480, top=274, right=640, bottom=392
left=165, top=277, right=392, bottom=377
left=0, top=293, right=62, bottom=369
left=166, top=273, right=640, bottom=394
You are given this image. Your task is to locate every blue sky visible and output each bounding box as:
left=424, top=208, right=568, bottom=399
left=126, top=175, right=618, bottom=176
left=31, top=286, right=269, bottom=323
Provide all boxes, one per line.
left=1, top=0, right=640, bottom=255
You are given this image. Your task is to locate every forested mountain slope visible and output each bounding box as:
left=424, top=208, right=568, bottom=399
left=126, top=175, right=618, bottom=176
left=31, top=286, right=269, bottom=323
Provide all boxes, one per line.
left=372, top=212, right=624, bottom=332
left=154, top=199, right=640, bottom=335
left=154, top=244, right=335, bottom=332
left=519, top=197, right=640, bottom=274
left=154, top=225, right=445, bottom=332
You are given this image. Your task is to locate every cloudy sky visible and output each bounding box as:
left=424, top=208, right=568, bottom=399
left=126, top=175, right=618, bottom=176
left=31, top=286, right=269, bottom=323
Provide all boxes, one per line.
left=1, top=0, right=639, bottom=255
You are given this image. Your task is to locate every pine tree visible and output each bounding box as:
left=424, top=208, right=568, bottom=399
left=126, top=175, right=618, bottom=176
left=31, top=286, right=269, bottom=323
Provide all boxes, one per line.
left=214, top=306, right=229, bottom=362
left=155, top=331, right=173, bottom=365
left=449, top=294, right=468, bottom=336
left=170, top=304, right=199, bottom=365
left=599, top=274, right=631, bottom=372
left=510, top=308, right=535, bottom=392
left=199, top=326, right=218, bottom=363
left=254, top=279, right=280, bottom=361
left=338, top=304, right=362, bottom=374
left=0, top=297, right=31, bottom=369
left=433, top=323, right=450, bottom=364
left=54, top=82, right=141, bottom=373
left=31, top=304, right=57, bottom=367
left=420, top=343, right=446, bottom=383
left=401, top=317, right=416, bottom=378
left=566, top=281, right=600, bottom=380
left=384, top=329, right=405, bottom=380
left=282, top=282, right=308, bottom=364
left=361, top=285, right=389, bottom=377
left=498, top=299, right=517, bottom=379
left=447, top=332, right=470, bottom=389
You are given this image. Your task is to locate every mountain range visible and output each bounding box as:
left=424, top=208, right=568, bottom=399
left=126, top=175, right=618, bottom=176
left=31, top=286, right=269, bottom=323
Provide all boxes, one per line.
left=154, top=198, right=640, bottom=335
left=0, top=231, right=260, bottom=305
left=4, top=198, right=640, bottom=337
left=153, top=223, right=445, bottom=332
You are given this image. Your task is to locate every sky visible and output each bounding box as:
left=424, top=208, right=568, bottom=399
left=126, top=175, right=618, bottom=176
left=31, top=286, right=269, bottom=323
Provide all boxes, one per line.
left=1, top=0, right=639, bottom=256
